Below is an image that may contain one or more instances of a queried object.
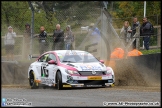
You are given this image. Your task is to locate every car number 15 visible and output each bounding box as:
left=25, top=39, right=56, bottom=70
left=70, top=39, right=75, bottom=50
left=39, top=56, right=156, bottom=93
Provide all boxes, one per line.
left=41, top=66, right=49, bottom=77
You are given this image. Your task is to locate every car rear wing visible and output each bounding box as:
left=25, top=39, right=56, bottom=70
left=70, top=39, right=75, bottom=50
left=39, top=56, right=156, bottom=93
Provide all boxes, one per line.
left=28, top=55, right=39, bottom=60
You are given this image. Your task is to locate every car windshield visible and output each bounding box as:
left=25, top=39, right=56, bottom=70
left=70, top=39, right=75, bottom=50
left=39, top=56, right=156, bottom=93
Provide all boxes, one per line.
left=56, top=51, right=99, bottom=63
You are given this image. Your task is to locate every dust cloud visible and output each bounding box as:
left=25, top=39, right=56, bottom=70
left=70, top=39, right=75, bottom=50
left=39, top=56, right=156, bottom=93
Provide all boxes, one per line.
left=114, top=58, right=160, bottom=87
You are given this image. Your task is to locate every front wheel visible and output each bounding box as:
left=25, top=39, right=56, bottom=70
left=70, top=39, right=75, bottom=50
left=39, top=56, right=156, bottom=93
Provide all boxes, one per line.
left=56, top=71, right=63, bottom=90
left=29, top=71, right=39, bottom=89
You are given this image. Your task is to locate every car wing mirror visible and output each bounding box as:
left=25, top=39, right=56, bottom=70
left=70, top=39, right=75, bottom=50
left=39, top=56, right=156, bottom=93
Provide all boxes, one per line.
left=100, top=60, right=104, bottom=64
left=48, top=60, right=57, bottom=65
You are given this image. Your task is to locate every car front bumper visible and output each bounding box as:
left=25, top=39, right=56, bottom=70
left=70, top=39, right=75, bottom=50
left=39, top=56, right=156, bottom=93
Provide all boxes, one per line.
left=62, top=75, right=115, bottom=88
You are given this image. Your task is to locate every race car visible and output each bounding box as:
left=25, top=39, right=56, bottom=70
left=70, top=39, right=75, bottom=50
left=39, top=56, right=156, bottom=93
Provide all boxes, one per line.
left=28, top=50, right=115, bottom=90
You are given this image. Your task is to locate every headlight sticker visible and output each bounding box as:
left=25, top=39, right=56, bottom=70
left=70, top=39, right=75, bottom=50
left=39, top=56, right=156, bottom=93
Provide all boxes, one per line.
left=106, top=67, right=112, bottom=74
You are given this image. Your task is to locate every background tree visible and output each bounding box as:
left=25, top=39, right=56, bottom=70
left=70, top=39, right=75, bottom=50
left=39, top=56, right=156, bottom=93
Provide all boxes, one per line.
left=107, top=1, right=161, bottom=28
left=1, top=1, right=30, bottom=35
left=1, top=1, right=160, bottom=35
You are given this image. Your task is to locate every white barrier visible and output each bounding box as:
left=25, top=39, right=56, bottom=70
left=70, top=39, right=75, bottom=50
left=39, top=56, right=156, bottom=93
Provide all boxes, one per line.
left=81, top=26, right=89, bottom=34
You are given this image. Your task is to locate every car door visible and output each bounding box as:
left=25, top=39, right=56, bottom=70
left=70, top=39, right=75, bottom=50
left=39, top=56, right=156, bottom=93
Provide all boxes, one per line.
left=45, top=53, right=58, bottom=84
left=36, top=55, right=45, bottom=78
left=38, top=54, right=50, bottom=85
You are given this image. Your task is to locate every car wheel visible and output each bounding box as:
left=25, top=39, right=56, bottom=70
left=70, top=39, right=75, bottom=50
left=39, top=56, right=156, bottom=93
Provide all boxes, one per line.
left=29, top=71, right=39, bottom=89
left=56, top=71, right=63, bottom=90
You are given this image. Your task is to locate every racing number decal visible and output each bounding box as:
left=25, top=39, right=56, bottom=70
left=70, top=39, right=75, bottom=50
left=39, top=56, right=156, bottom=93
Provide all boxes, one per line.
left=41, top=66, right=49, bottom=77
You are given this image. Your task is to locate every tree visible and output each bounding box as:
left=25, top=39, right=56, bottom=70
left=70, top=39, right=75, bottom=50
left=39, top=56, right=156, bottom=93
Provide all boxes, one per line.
left=108, top=1, right=161, bottom=28
left=1, top=1, right=30, bottom=35
left=34, top=1, right=101, bottom=25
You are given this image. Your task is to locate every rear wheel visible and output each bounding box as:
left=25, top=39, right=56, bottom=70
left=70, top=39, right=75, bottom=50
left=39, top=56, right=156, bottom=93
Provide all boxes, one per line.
left=56, top=71, right=63, bottom=90
left=29, top=71, right=39, bottom=89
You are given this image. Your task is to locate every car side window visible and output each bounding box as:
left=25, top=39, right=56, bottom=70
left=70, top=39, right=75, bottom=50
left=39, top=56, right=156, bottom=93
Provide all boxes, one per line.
left=46, top=54, right=52, bottom=62
left=38, top=54, right=49, bottom=62
left=38, top=56, right=44, bottom=62
left=49, top=54, right=57, bottom=61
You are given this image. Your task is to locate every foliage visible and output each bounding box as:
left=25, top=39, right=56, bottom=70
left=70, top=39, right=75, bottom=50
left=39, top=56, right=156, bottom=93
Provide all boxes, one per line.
left=140, top=48, right=161, bottom=55
left=108, top=1, right=161, bottom=28
left=1, top=1, right=160, bottom=57
left=1, top=1, right=101, bottom=36
left=1, top=1, right=30, bottom=35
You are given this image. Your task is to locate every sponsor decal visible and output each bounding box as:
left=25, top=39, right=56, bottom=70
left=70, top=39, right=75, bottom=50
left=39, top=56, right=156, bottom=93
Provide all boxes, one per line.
left=86, top=85, right=102, bottom=87
left=41, top=78, right=54, bottom=84
left=88, top=76, right=102, bottom=80
left=80, top=65, right=102, bottom=71
left=75, top=85, right=84, bottom=87
left=58, top=51, right=92, bottom=56
left=63, top=85, right=72, bottom=87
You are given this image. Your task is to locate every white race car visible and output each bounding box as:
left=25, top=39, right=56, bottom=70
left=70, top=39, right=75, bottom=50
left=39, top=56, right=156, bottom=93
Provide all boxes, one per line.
left=28, top=50, right=115, bottom=90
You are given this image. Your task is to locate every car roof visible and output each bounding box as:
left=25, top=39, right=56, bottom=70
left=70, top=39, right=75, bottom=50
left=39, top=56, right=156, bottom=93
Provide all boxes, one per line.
left=46, top=50, right=89, bottom=54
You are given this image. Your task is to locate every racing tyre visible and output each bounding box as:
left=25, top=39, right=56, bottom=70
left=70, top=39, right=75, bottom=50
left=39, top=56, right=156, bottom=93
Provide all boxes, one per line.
left=56, top=71, right=63, bottom=90
left=29, top=71, right=39, bottom=89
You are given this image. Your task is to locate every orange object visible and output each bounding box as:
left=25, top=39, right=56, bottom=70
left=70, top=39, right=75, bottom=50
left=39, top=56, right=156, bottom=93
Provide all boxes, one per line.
left=105, top=48, right=124, bottom=70
left=127, top=49, right=143, bottom=56
left=110, top=48, right=125, bottom=59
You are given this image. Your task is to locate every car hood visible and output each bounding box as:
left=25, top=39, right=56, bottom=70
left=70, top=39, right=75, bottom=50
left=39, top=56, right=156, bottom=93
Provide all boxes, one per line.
left=62, top=62, right=107, bottom=71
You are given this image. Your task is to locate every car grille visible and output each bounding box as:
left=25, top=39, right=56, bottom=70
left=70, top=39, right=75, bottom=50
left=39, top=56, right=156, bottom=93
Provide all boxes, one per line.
left=78, top=80, right=107, bottom=85
left=78, top=71, right=106, bottom=76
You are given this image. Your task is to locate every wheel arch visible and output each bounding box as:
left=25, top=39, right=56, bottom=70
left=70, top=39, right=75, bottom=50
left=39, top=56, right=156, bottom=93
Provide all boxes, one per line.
left=28, top=68, right=40, bottom=81
left=28, top=69, right=39, bottom=89
left=55, top=69, right=62, bottom=83
left=28, top=70, right=34, bottom=77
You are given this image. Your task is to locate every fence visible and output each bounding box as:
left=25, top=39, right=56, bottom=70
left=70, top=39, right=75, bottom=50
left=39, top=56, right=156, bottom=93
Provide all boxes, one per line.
left=1, top=1, right=161, bottom=62
left=112, top=15, right=161, bottom=54
left=1, top=2, right=103, bottom=61
left=115, top=26, right=161, bottom=49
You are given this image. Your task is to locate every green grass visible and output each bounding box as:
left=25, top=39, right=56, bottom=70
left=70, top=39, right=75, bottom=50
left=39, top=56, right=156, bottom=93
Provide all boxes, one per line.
left=140, top=48, right=161, bottom=55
